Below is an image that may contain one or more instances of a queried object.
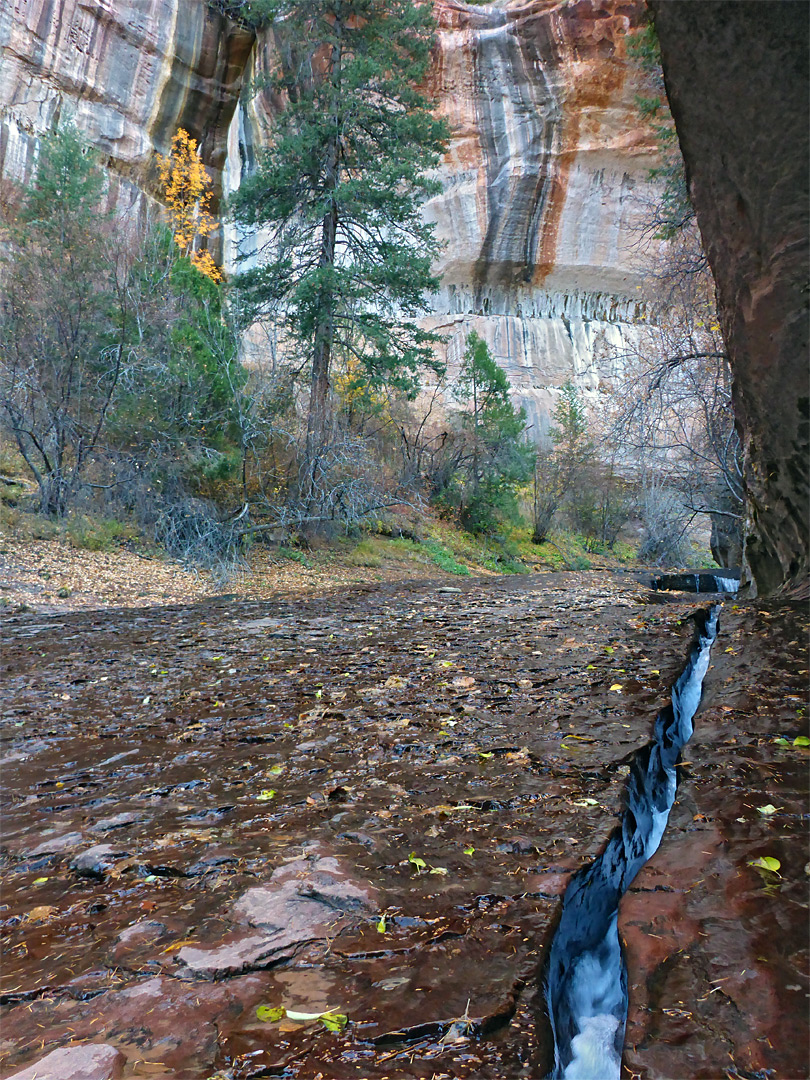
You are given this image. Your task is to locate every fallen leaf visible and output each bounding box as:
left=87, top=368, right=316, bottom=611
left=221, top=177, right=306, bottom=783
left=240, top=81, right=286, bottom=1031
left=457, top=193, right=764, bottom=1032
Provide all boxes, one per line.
left=749, top=856, right=781, bottom=874
left=256, top=1005, right=285, bottom=1023
left=319, top=1012, right=348, bottom=1032
left=757, top=804, right=778, bottom=816
left=257, top=789, right=276, bottom=801
left=161, top=939, right=197, bottom=953
left=609, top=683, right=623, bottom=692
left=26, top=905, right=56, bottom=921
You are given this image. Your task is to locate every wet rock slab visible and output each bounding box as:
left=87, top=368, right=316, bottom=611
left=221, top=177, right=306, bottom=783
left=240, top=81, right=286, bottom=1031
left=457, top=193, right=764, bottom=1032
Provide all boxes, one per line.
left=3, top=1043, right=125, bottom=1080
left=0, top=573, right=807, bottom=1078
left=176, top=847, right=378, bottom=978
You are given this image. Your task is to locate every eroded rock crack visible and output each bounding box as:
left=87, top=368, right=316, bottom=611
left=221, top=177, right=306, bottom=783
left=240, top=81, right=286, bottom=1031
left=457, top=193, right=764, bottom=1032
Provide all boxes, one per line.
left=544, top=606, right=720, bottom=1080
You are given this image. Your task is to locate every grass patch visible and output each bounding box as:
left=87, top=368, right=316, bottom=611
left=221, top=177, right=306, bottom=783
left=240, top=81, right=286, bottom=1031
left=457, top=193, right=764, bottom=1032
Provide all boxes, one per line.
left=347, top=538, right=383, bottom=567
left=63, top=514, right=137, bottom=552
left=421, top=539, right=470, bottom=575
left=612, top=540, right=638, bottom=564
left=0, top=503, right=59, bottom=541
left=278, top=545, right=312, bottom=568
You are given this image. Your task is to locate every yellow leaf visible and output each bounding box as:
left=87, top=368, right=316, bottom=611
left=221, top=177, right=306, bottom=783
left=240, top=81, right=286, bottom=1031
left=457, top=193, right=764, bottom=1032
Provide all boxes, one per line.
left=749, top=856, right=781, bottom=874
left=609, top=683, right=623, bottom=692
left=161, top=938, right=197, bottom=953
left=26, top=905, right=56, bottom=921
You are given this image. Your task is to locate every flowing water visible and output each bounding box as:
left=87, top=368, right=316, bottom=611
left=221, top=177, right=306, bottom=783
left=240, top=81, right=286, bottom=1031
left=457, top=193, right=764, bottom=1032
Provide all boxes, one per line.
left=545, top=608, right=719, bottom=1079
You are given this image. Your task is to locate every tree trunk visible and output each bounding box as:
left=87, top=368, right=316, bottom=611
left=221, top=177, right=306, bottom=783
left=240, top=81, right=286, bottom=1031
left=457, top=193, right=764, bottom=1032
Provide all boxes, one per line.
left=39, top=470, right=68, bottom=518
left=307, top=188, right=338, bottom=462
left=303, top=14, right=343, bottom=521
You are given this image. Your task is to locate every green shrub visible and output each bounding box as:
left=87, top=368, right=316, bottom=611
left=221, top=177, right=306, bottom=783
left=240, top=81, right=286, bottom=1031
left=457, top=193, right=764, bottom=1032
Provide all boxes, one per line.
left=64, top=515, right=136, bottom=552
left=347, top=539, right=383, bottom=567
left=278, top=545, right=312, bottom=567
left=422, top=539, right=469, bottom=575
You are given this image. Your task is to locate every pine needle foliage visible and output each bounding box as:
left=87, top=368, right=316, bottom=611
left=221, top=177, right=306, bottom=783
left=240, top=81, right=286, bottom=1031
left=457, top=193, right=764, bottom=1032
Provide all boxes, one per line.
left=228, top=0, right=449, bottom=455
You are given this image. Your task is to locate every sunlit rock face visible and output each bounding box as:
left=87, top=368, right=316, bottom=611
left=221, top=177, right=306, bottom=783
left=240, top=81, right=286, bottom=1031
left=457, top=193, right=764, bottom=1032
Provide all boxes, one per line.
left=417, top=0, right=661, bottom=433
left=0, top=0, right=252, bottom=210
left=0, top=0, right=660, bottom=436
left=651, top=1, right=809, bottom=594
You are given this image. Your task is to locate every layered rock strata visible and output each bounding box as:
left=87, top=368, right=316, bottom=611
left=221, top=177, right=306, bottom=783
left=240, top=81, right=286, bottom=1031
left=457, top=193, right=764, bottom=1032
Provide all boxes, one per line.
left=422, top=0, right=661, bottom=431
left=651, top=1, right=810, bottom=594
left=0, top=0, right=252, bottom=210
left=1, top=0, right=660, bottom=433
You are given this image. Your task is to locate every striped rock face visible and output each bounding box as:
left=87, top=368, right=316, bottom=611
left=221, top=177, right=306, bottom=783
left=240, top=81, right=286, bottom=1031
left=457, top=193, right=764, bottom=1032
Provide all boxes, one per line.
left=0, top=0, right=661, bottom=432
left=420, top=0, right=663, bottom=433
left=0, top=0, right=252, bottom=208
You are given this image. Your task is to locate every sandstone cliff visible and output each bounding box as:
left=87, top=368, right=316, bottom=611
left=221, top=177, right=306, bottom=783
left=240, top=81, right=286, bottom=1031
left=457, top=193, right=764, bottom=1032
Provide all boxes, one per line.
left=1, top=0, right=660, bottom=436
left=651, top=1, right=809, bottom=594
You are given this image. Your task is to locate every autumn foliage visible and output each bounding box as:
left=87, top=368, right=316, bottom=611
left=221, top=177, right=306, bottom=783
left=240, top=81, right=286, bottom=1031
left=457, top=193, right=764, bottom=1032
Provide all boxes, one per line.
left=157, top=128, right=222, bottom=282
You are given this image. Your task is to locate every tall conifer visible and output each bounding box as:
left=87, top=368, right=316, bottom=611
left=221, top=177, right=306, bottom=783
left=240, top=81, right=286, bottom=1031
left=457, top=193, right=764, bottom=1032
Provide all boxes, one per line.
left=229, top=0, right=449, bottom=495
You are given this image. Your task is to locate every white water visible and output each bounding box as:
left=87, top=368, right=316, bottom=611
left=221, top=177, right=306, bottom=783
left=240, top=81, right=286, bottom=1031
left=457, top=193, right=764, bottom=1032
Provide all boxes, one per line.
left=550, top=607, right=720, bottom=1080
left=714, top=576, right=740, bottom=593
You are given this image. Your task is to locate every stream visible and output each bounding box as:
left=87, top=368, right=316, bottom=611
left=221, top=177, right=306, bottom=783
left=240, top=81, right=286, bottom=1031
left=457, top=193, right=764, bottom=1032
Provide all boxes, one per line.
left=1, top=572, right=807, bottom=1079
left=545, top=607, right=719, bottom=1079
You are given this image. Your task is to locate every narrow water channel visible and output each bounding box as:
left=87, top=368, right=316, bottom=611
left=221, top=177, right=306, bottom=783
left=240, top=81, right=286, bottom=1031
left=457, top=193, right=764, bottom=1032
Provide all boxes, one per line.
left=544, top=605, right=720, bottom=1080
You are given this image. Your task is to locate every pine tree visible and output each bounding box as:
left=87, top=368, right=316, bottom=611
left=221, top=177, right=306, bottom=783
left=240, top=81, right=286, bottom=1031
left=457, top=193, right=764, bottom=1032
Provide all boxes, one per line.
left=443, top=332, right=534, bottom=535
left=229, top=0, right=449, bottom=496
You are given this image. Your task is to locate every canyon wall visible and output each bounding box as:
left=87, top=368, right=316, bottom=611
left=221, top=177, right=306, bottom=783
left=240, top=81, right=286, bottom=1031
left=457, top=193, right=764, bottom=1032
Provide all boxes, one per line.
left=0, top=0, right=660, bottom=436
left=651, top=1, right=809, bottom=594
left=0, top=0, right=251, bottom=211
left=425, top=0, right=660, bottom=434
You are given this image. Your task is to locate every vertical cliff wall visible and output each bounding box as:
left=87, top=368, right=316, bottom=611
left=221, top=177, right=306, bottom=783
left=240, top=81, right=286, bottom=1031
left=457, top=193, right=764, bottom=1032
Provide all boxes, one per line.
left=423, top=0, right=662, bottom=433
left=223, top=0, right=662, bottom=433
left=0, top=0, right=252, bottom=209
left=1, top=0, right=661, bottom=437
left=651, top=1, right=809, bottom=594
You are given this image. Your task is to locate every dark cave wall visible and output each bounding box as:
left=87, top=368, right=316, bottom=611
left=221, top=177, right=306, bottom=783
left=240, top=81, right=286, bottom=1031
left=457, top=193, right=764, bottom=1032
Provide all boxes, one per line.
left=650, top=0, right=809, bottom=595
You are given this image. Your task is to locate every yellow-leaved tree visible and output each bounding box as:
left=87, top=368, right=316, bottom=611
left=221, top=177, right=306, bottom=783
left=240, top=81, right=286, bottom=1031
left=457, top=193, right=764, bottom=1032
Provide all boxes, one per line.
left=157, top=128, right=222, bottom=282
